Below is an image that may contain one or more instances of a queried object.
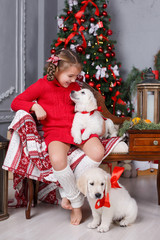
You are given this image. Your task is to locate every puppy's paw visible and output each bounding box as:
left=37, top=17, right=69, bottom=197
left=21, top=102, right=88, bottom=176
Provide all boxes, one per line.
left=87, top=221, right=99, bottom=229
left=81, top=132, right=90, bottom=141
left=97, top=225, right=109, bottom=233
left=119, top=219, right=128, bottom=227
left=73, top=137, right=82, bottom=145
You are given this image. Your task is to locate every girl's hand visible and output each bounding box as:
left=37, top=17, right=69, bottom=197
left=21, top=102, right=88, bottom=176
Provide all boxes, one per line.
left=30, top=103, right=47, bottom=120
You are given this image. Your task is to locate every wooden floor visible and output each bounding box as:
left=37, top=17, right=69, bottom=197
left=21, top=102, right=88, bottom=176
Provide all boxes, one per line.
left=1, top=175, right=160, bottom=240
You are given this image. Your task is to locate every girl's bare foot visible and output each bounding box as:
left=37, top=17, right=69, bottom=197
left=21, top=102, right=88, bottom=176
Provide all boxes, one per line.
left=61, top=198, right=72, bottom=210
left=70, top=207, right=82, bottom=225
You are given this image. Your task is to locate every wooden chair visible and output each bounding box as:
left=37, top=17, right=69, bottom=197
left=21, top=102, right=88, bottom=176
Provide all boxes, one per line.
left=22, top=82, right=160, bottom=218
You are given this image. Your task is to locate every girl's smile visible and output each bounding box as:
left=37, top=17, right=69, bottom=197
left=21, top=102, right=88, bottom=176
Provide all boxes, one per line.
left=55, top=65, right=81, bottom=88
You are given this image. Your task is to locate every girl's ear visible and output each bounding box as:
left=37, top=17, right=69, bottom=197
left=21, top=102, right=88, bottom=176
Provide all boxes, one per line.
left=77, top=174, right=88, bottom=196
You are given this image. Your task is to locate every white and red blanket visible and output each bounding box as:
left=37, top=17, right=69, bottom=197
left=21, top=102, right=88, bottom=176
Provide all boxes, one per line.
left=2, top=110, right=123, bottom=207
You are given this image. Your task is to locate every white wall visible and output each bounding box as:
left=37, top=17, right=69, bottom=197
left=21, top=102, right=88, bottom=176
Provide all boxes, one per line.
left=58, top=0, right=160, bottom=80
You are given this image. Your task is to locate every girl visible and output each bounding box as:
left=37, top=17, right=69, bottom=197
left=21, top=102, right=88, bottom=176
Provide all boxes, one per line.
left=11, top=49, right=105, bottom=225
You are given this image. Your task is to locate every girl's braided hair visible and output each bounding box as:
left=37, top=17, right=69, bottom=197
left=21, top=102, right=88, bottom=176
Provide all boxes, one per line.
left=47, top=49, right=82, bottom=81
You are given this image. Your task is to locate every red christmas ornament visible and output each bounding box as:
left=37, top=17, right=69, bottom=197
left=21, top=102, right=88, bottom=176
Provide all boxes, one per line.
left=90, top=17, right=95, bottom=23
left=105, top=52, right=110, bottom=58
left=89, top=81, right=95, bottom=87
left=71, top=40, right=75, bottom=43
left=73, top=23, right=78, bottom=31
left=117, top=81, right=121, bottom=86
left=102, top=11, right=108, bottom=17
left=67, top=11, right=72, bottom=15
left=50, top=48, right=56, bottom=54
left=98, top=47, right=103, bottom=53
left=107, top=45, right=112, bottom=51
left=109, top=87, right=113, bottom=92
left=103, top=3, right=107, bottom=8
left=63, top=27, right=68, bottom=32
left=85, top=74, right=90, bottom=80
left=80, top=18, right=86, bottom=23
left=111, top=51, right=115, bottom=57
left=84, top=61, right=87, bottom=64
left=92, top=74, right=96, bottom=78
left=119, top=78, right=122, bottom=82
left=76, top=45, right=84, bottom=53
left=107, top=29, right=113, bottom=35
left=95, top=56, right=99, bottom=60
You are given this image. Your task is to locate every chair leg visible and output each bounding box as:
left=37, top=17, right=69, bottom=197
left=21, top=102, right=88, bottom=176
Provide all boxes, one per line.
left=157, top=162, right=160, bottom=205
left=33, top=181, right=39, bottom=206
left=25, top=179, right=34, bottom=219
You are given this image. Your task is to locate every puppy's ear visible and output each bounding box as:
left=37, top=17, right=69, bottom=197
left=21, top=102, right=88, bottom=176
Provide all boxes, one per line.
left=104, top=172, right=111, bottom=194
left=77, top=175, right=88, bottom=196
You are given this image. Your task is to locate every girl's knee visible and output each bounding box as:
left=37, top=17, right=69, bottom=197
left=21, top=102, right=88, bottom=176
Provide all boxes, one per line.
left=91, top=144, right=105, bottom=162
left=49, top=153, right=67, bottom=170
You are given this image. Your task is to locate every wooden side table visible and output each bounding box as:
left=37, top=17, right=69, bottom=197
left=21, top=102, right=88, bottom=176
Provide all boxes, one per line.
left=103, top=130, right=160, bottom=205
left=0, top=135, right=9, bottom=220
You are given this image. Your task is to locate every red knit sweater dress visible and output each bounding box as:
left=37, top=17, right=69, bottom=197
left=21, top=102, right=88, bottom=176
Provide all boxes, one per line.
left=11, top=75, right=81, bottom=146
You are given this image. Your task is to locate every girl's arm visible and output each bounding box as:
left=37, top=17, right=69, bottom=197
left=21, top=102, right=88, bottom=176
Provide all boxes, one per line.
left=30, top=103, right=47, bottom=120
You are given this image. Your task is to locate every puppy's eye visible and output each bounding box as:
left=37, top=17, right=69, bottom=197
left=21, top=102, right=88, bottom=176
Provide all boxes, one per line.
left=90, top=182, right=94, bottom=186
left=81, top=91, right=85, bottom=94
left=101, top=183, right=104, bottom=186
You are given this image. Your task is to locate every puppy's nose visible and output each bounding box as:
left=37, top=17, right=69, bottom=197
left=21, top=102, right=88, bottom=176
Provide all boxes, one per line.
left=71, top=91, right=75, bottom=94
left=95, top=193, right=101, bottom=199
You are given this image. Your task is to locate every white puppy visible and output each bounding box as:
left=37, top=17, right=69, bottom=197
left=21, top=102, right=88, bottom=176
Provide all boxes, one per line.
left=77, top=167, right=138, bottom=233
left=70, top=89, right=117, bottom=144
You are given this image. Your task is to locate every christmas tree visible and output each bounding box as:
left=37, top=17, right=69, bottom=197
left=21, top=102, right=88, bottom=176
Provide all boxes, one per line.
left=49, top=0, right=132, bottom=116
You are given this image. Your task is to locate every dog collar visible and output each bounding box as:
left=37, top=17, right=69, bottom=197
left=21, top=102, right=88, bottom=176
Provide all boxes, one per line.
left=80, top=106, right=103, bottom=116
left=95, top=166, right=124, bottom=209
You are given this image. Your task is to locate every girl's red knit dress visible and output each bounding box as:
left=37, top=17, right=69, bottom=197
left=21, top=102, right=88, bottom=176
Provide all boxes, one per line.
left=11, top=75, right=81, bottom=146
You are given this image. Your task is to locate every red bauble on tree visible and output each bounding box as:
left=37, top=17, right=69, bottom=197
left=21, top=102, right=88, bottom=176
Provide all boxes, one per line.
left=76, top=45, right=84, bottom=53
left=107, top=29, right=113, bottom=35
left=90, top=17, right=95, bottom=23
left=111, top=51, right=115, bottom=57
left=85, top=73, right=90, bottom=80
left=98, top=47, right=103, bottom=53
left=109, top=87, right=113, bottom=92
left=105, top=52, right=110, bottom=58
left=51, top=48, right=56, bottom=54
left=117, top=81, right=121, bottom=86
left=102, top=11, right=108, bottom=17
left=89, top=81, right=95, bottom=87
left=67, top=11, right=72, bottom=15
left=63, top=26, right=68, bottom=32
left=103, top=3, right=107, bottom=8
left=107, top=45, right=112, bottom=51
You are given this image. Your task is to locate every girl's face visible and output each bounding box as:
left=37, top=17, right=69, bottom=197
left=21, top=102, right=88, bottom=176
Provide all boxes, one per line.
left=55, top=65, right=81, bottom=88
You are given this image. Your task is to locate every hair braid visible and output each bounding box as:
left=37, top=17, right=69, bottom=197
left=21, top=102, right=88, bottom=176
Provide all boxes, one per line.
left=47, top=49, right=82, bottom=81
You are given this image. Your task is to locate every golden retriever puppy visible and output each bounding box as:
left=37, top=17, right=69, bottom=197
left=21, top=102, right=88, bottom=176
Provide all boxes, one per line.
left=77, top=167, right=138, bottom=233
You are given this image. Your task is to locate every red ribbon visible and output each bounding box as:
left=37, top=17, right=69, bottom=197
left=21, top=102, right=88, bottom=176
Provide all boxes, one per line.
left=95, top=167, right=124, bottom=209
left=108, top=65, right=116, bottom=80
left=111, top=91, right=126, bottom=115
left=75, top=0, right=99, bottom=25
left=64, top=26, right=87, bottom=48
left=95, top=192, right=110, bottom=209
left=81, top=106, right=102, bottom=115
left=111, top=91, right=120, bottom=115
left=55, top=37, right=64, bottom=47
left=96, top=84, right=102, bottom=94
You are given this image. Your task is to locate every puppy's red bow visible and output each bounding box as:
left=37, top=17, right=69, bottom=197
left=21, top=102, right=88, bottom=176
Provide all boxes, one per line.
left=81, top=106, right=103, bottom=116
left=95, top=166, right=124, bottom=209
